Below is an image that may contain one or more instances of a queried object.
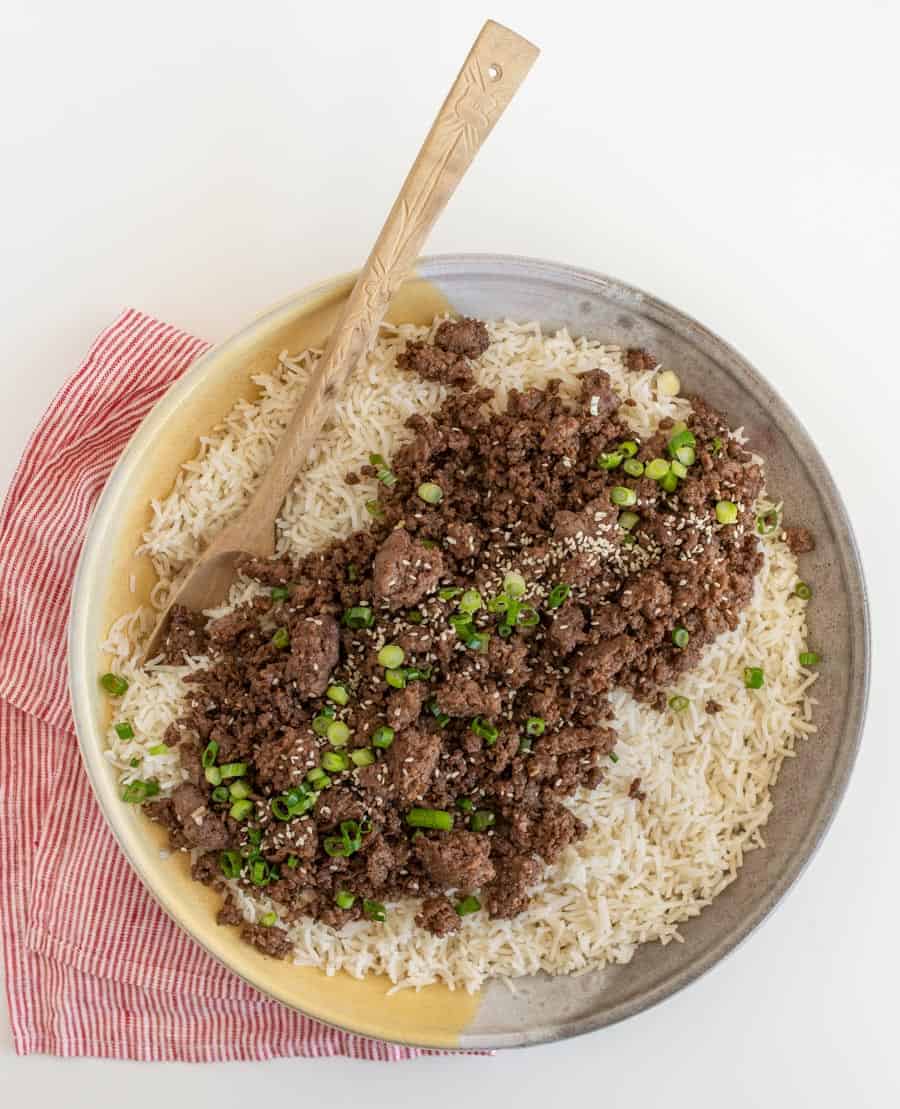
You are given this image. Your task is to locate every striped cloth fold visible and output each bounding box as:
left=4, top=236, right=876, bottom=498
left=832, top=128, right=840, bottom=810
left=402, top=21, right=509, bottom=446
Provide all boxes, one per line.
left=0, top=310, right=430, bottom=1060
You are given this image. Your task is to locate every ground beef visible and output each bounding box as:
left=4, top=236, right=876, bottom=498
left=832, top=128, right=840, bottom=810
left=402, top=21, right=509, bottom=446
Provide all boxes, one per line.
left=140, top=324, right=774, bottom=948
left=414, top=831, right=495, bottom=889
left=216, top=893, right=243, bottom=926
left=485, top=855, right=542, bottom=919
left=160, top=605, right=208, bottom=664
left=706, top=699, right=722, bottom=714
left=416, top=894, right=461, bottom=937
left=240, top=923, right=293, bottom=959
left=625, top=348, right=658, bottom=373
left=284, top=614, right=340, bottom=697
left=373, top=528, right=444, bottom=609
left=388, top=728, right=441, bottom=804
left=434, top=317, right=490, bottom=359
left=784, top=526, right=815, bottom=554
left=398, top=341, right=473, bottom=387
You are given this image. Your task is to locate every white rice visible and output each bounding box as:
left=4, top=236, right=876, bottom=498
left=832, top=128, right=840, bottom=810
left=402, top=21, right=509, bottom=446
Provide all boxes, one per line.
left=103, top=319, right=815, bottom=992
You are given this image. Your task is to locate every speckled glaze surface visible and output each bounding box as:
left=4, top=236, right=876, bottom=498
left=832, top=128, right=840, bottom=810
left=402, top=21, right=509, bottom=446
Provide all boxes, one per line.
left=69, top=254, right=869, bottom=1050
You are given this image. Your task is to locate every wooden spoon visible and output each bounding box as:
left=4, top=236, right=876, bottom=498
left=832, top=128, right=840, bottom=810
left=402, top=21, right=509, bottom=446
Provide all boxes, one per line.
left=145, top=20, right=539, bottom=658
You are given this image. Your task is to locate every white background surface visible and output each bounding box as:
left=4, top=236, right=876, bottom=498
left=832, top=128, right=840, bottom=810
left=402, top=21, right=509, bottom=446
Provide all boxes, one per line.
left=2, top=0, right=898, bottom=1104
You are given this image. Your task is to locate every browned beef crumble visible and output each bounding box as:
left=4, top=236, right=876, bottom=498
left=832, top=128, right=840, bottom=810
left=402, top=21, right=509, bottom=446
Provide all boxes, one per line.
left=784, top=526, right=815, bottom=555
left=148, top=332, right=774, bottom=949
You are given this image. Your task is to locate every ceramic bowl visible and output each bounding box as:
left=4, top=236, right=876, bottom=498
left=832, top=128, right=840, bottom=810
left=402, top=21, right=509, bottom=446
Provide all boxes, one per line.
left=69, top=254, right=869, bottom=1049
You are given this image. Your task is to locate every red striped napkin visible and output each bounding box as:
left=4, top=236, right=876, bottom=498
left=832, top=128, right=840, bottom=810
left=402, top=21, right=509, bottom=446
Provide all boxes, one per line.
left=0, top=310, right=432, bottom=1061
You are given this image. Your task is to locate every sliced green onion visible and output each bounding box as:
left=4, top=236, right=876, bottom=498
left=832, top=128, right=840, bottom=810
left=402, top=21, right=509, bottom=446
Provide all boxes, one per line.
left=675, top=445, right=696, bottom=467
left=459, top=589, right=483, bottom=615
left=619, top=510, right=639, bottom=531
left=439, top=587, right=463, bottom=601
left=347, top=562, right=359, bottom=582
left=260, top=911, right=277, bottom=926
left=609, top=750, right=619, bottom=763
left=114, top=721, right=134, bottom=740
left=129, top=757, right=141, bottom=767
left=335, top=890, right=356, bottom=910
left=211, top=786, right=229, bottom=804
left=487, top=593, right=510, bottom=614
left=219, top=849, right=242, bottom=879
left=369, top=453, right=397, bottom=487
left=470, top=810, right=495, bottom=833
left=525, top=716, right=546, bottom=737
left=660, top=471, right=679, bottom=493
left=271, top=627, right=290, bottom=650
left=799, top=651, right=821, bottom=667
left=466, top=631, right=490, bottom=652
left=205, top=766, right=222, bottom=786
left=378, top=644, right=405, bottom=669
left=385, top=667, right=408, bottom=688
left=372, top=725, right=395, bottom=749
left=307, top=767, right=331, bottom=789
left=322, top=750, right=350, bottom=773
left=271, top=797, right=292, bottom=821
left=547, top=583, right=571, bottom=609
left=756, top=509, right=780, bottom=536
left=471, top=717, right=499, bottom=745
left=743, top=667, right=765, bottom=689
left=343, top=605, right=374, bottom=629
left=427, top=701, right=451, bottom=728
left=795, top=581, right=812, bottom=600
left=250, top=859, right=271, bottom=887
left=326, top=721, right=351, bottom=747
left=667, top=428, right=696, bottom=455
left=350, top=748, right=375, bottom=767
left=710, top=436, right=724, bottom=455
left=619, top=440, right=639, bottom=458
left=623, top=458, right=644, bottom=477
left=363, top=899, right=386, bottom=923
left=229, top=799, right=254, bottom=821
left=201, top=740, right=219, bottom=768
left=672, top=627, right=690, bottom=649
left=365, top=499, right=383, bottom=518
left=326, top=684, right=349, bottom=706
left=456, top=797, right=474, bottom=814
left=670, top=459, right=688, bottom=479
left=121, top=778, right=160, bottom=804
left=229, top=779, right=251, bottom=800
left=668, top=695, right=690, bottom=712
left=596, top=451, right=623, bottom=471
left=504, top=572, right=526, bottom=598
left=407, top=808, right=454, bottom=831
left=645, top=458, right=670, bottom=481
left=715, top=500, right=738, bottom=525
left=404, top=666, right=432, bottom=682
left=101, top=673, right=128, bottom=697
left=611, top=486, right=637, bottom=507
left=247, top=827, right=263, bottom=846
left=406, top=609, right=424, bottom=624
left=271, top=585, right=290, bottom=602
left=456, top=895, right=481, bottom=917
left=417, top=482, right=443, bottom=505
left=286, top=855, right=300, bottom=869
left=219, top=762, right=248, bottom=780
left=518, top=736, right=533, bottom=754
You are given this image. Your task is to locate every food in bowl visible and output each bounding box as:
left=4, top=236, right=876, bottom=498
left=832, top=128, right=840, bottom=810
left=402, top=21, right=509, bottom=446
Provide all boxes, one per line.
left=100, top=316, right=819, bottom=991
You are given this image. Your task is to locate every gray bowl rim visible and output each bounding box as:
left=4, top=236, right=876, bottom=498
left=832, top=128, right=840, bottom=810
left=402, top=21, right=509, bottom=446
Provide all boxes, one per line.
left=68, top=251, right=870, bottom=1050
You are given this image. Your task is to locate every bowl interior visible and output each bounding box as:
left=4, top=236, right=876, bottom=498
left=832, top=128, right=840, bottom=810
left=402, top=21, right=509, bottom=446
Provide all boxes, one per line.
left=69, top=254, right=868, bottom=1049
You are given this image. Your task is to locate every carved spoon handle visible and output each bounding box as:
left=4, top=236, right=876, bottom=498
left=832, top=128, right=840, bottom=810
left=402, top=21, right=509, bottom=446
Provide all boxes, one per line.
left=236, top=20, right=539, bottom=550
